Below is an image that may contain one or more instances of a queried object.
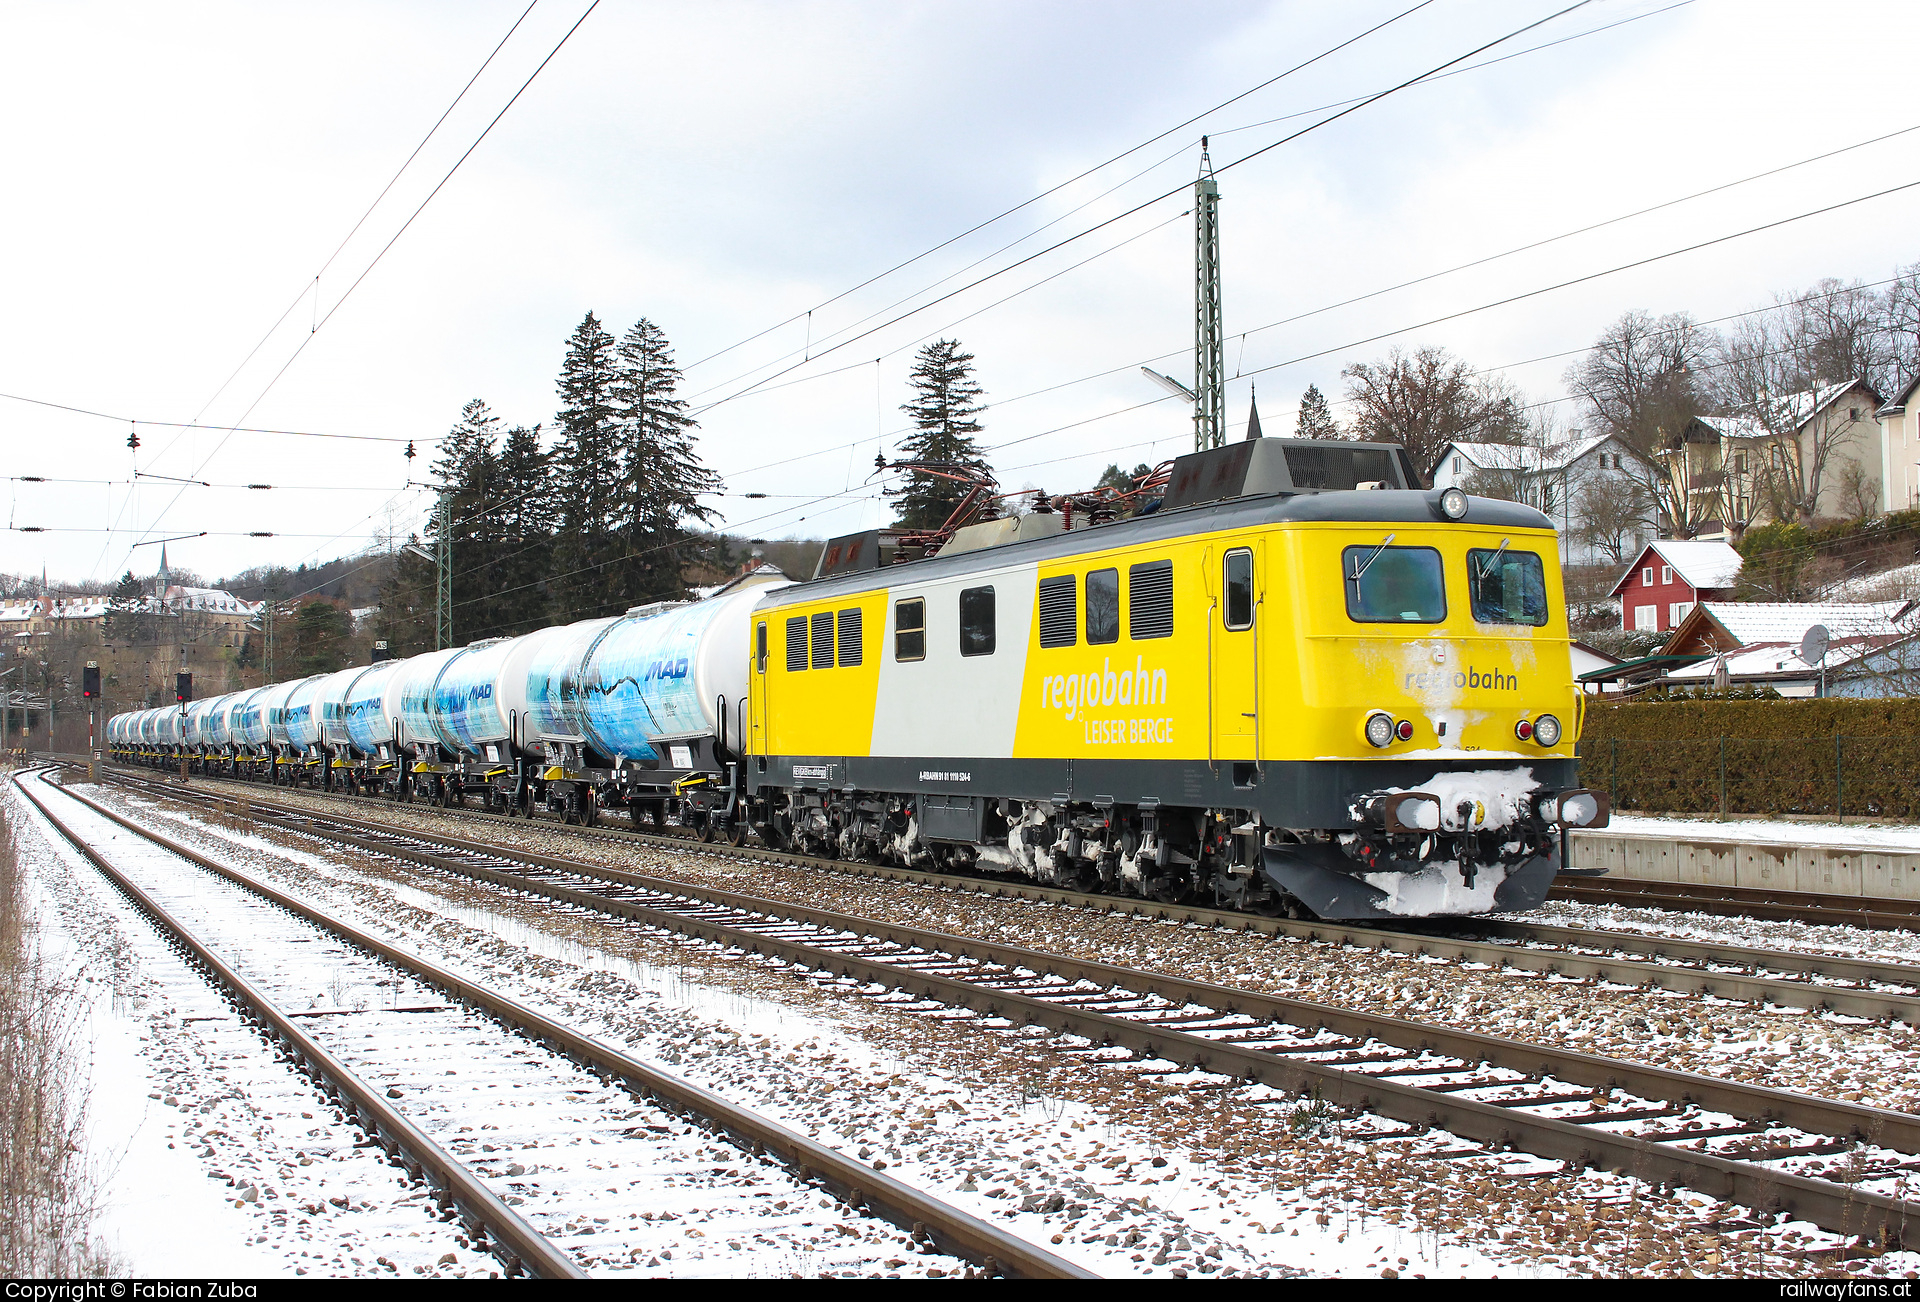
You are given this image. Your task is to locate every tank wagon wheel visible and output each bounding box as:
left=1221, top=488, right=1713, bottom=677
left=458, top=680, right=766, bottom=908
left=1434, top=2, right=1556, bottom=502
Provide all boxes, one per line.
left=582, top=792, right=599, bottom=828
left=725, top=820, right=747, bottom=847
left=695, top=815, right=717, bottom=843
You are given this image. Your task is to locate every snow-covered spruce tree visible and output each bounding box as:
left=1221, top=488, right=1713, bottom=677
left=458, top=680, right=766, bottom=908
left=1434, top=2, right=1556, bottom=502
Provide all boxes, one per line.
left=609, top=317, right=721, bottom=607
left=550, top=313, right=625, bottom=620
left=1295, top=383, right=1339, bottom=439
left=888, top=338, right=993, bottom=532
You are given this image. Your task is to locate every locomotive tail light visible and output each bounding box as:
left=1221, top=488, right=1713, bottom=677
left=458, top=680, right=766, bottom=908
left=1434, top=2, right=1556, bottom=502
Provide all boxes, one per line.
left=1394, top=719, right=1414, bottom=741
left=1364, top=711, right=1395, bottom=748
left=1532, top=713, right=1562, bottom=747
left=1514, top=718, right=1534, bottom=741
left=1438, top=487, right=1469, bottom=520
left=1541, top=789, right=1610, bottom=829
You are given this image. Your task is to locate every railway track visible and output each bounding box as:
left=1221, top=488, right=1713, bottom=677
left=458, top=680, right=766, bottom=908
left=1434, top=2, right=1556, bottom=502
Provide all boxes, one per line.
left=103, top=766, right=1920, bottom=1025
left=1553, top=875, right=1920, bottom=932
left=13, top=768, right=1087, bottom=1280
left=82, top=766, right=1920, bottom=1246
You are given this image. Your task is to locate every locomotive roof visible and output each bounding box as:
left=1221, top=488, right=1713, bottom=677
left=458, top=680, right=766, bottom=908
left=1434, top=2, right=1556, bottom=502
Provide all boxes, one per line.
left=765, top=488, right=1553, bottom=606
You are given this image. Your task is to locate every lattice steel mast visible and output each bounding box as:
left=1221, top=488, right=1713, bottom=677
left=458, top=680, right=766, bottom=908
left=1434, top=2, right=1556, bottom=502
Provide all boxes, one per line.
left=1193, top=138, right=1224, bottom=451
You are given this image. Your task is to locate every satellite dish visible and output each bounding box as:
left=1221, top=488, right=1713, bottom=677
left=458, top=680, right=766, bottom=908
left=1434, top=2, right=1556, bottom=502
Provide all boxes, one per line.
left=1799, top=623, right=1830, bottom=666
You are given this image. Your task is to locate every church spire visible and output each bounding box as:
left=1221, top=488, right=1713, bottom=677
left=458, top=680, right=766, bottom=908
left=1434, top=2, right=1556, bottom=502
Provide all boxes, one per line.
left=157, top=544, right=171, bottom=608
left=1244, top=384, right=1263, bottom=441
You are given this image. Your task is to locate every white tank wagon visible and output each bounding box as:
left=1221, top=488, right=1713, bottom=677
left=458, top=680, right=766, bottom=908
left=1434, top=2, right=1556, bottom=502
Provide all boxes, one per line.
left=308, top=664, right=378, bottom=790
left=229, top=684, right=273, bottom=769
left=503, top=590, right=783, bottom=828
left=281, top=674, right=333, bottom=784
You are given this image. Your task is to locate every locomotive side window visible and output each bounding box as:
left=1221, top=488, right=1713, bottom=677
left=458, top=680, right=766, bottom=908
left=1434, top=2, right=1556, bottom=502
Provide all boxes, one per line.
left=1343, top=545, right=1445, bottom=623
left=1086, top=568, right=1119, bottom=644
left=837, top=607, right=864, bottom=665
left=755, top=621, right=768, bottom=673
left=811, top=612, right=835, bottom=669
left=1129, top=561, right=1173, bottom=640
left=895, top=599, right=925, bottom=662
left=960, top=586, right=996, bottom=657
left=1223, top=549, right=1254, bottom=630
left=1468, top=548, right=1548, bottom=626
left=785, top=616, right=808, bottom=671
left=1037, top=575, right=1076, bottom=648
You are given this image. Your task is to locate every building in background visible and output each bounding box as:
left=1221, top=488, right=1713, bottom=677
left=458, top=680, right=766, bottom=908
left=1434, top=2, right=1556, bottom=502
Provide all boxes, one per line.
left=1609, top=539, right=1743, bottom=633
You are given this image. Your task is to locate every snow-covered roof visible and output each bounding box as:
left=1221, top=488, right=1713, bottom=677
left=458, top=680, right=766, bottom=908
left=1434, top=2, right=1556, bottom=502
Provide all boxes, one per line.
left=1700, top=380, right=1878, bottom=442
left=0, top=597, right=110, bottom=621
left=1666, top=642, right=1854, bottom=681
left=161, top=585, right=258, bottom=613
left=1445, top=434, right=1619, bottom=476
left=1693, top=599, right=1918, bottom=647
left=1609, top=539, right=1742, bottom=596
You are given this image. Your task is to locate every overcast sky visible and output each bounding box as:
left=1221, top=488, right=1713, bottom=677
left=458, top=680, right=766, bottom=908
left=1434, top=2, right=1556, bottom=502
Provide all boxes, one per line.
left=4, top=0, right=1917, bottom=592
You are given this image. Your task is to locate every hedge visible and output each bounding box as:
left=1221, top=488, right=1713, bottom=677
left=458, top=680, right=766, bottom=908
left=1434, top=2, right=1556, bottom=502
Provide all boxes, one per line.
left=1577, top=699, right=1920, bottom=819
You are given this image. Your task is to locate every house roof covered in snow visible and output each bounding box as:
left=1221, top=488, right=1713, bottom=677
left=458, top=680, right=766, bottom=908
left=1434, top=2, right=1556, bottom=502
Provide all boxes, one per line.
left=1442, top=433, right=1627, bottom=477
left=1608, top=539, right=1743, bottom=597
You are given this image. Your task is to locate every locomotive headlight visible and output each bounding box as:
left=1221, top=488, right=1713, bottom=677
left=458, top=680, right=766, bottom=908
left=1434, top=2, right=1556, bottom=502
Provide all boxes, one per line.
left=1438, top=486, right=1469, bottom=520
left=1532, top=713, right=1562, bottom=746
left=1364, top=711, right=1395, bottom=748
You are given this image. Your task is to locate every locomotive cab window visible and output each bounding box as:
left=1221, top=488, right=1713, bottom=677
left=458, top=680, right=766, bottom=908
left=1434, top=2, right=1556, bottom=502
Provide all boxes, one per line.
left=1038, top=575, right=1076, bottom=648
left=785, top=616, right=808, bottom=671
left=1086, top=568, right=1119, bottom=645
left=755, top=621, right=767, bottom=673
left=1343, top=544, right=1445, bottom=623
left=960, top=586, right=996, bottom=657
left=1223, top=549, right=1254, bottom=630
left=894, top=599, right=925, bottom=662
left=1468, top=547, right=1549, bottom=626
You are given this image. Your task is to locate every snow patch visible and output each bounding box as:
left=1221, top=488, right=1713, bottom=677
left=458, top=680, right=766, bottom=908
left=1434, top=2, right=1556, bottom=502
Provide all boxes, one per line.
left=1381, top=767, right=1539, bottom=832
left=1359, top=862, right=1509, bottom=915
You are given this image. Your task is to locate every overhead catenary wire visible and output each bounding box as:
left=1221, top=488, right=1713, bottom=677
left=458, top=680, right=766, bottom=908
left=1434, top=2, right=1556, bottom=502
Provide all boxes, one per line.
left=689, top=0, right=1692, bottom=409
left=687, top=1, right=1598, bottom=421
left=126, top=0, right=603, bottom=566
left=675, top=0, right=1441, bottom=378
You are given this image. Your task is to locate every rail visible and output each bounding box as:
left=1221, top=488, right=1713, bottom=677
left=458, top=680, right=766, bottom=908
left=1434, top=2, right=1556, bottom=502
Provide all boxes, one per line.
left=36, top=770, right=1093, bottom=1281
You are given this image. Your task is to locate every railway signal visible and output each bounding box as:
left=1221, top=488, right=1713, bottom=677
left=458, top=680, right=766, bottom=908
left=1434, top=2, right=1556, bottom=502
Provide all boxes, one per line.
left=175, top=671, right=192, bottom=704
left=82, top=663, right=99, bottom=698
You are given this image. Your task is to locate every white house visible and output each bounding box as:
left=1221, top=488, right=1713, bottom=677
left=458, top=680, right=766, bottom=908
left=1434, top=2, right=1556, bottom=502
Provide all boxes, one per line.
left=1430, top=434, right=1654, bottom=564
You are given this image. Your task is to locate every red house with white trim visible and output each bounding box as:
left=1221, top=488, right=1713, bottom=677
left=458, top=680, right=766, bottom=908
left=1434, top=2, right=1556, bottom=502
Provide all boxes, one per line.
left=1609, top=540, right=1742, bottom=633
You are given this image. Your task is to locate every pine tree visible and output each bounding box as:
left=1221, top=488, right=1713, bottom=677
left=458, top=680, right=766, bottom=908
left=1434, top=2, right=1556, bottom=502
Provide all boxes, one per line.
left=429, top=399, right=502, bottom=637
left=550, top=313, right=624, bottom=619
left=485, top=423, right=557, bottom=638
left=607, top=318, right=721, bottom=607
left=1295, top=383, right=1339, bottom=439
left=888, top=339, right=993, bottom=532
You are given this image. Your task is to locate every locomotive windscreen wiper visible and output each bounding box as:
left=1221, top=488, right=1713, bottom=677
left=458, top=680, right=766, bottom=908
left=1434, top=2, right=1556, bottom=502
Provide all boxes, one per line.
left=1348, top=533, right=1395, bottom=583
left=1474, top=538, right=1511, bottom=592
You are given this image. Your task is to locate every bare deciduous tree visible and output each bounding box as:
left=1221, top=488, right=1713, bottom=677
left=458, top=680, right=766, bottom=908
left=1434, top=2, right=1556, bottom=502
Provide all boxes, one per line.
left=1714, top=288, right=1882, bottom=525
left=1567, top=309, right=1713, bottom=459
left=1340, top=346, right=1526, bottom=475
left=1572, top=471, right=1652, bottom=565
left=1837, top=460, right=1882, bottom=523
